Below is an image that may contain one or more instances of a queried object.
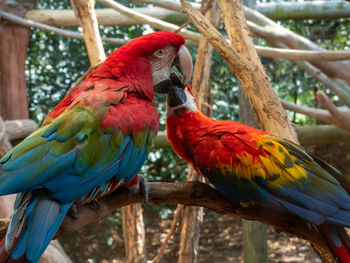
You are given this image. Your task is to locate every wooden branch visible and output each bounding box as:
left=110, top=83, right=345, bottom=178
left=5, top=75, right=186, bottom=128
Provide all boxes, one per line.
left=96, top=0, right=200, bottom=41
left=181, top=0, right=297, bottom=142
left=255, top=46, right=350, bottom=62
left=0, top=181, right=335, bottom=261
left=4, top=119, right=37, bottom=141
left=244, top=6, right=350, bottom=87
left=71, top=0, right=106, bottom=65
left=257, top=1, right=350, bottom=21
left=281, top=98, right=350, bottom=133
left=134, top=0, right=350, bottom=21
left=3, top=11, right=350, bottom=62
left=25, top=7, right=185, bottom=27
left=294, top=125, right=350, bottom=145
left=0, top=11, right=128, bottom=45
left=316, top=91, right=350, bottom=132
left=294, top=60, right=350, bottom=107
left=0, top=117, right=12, bottom=157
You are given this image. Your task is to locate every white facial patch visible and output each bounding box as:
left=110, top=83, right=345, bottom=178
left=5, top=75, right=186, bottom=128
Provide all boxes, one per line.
left=166, top=88, right=197, bottom=117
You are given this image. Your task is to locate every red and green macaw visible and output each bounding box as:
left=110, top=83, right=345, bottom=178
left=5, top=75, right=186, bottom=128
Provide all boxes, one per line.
left=165, top=82, right=350, bottom=263
left=0, top=31, right=193, bottom=263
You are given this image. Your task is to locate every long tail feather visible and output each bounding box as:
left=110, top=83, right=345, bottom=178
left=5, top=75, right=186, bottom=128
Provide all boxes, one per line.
left=0, top=191, right=71, bottom=263
left=320, top=224, right=350, bottom=263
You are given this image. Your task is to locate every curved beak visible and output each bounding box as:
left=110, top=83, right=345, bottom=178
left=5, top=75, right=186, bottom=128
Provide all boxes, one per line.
left=172, top=45, right=193, bottom=86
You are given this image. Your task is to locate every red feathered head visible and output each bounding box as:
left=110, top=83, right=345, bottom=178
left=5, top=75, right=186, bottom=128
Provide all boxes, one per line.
left=87, top=31, right=193, bottom=101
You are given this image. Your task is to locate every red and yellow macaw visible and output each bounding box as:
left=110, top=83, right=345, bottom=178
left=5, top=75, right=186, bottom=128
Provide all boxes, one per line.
left=0, top=31, right=193, bottom=263
left=165, top=83, right=350, bottom=263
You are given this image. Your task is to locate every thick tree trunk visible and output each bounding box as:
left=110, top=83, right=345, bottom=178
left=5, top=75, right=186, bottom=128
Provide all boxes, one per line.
left=178, top=2, right=220, bottom=262
left=121, top=204, right=147, bottom=263
left=0, top=4, right=31, bottom=120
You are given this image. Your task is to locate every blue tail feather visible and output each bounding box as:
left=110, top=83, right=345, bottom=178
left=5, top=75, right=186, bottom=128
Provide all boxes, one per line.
left=3, top=191, right=71, bottom=263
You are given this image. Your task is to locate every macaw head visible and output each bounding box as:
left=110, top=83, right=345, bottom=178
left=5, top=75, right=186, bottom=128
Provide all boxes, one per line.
left=88, top=31, right=193, bottom=101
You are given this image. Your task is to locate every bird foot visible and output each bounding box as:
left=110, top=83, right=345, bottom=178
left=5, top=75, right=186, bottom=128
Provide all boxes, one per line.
left=68, top=203, right=78, bottom=220
left=138, top=174, right=149, bottom=206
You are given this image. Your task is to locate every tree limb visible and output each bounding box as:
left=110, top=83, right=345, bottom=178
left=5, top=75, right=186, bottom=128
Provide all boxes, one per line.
left=244, top=6, right=350, bottom=87
left=0, top=11, right=129, bottom=45
left=294, top=60, right=350, bottom=107
left=70, top=0, right=106, bottom=65
left=0, top=181, right=337, bottom=262
left=3, top=11, right=350, bottom=62
left=25, top=7, right=186, bottom=27
left=96, top=0, right=200, bottom=41
left=134, top=0, right=350, bottom=21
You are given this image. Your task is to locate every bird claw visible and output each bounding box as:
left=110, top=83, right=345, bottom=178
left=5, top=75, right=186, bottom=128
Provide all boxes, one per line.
left=138, top=175, right=149, bottom=206
left=68, top=203, right=78, bottom=220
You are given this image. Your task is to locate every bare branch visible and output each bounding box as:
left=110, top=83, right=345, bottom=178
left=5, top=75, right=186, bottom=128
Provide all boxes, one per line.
left=316, top=91, right=350, bottom=132
left=294, top=60, right=350, bottom=107
left=0, top=181, right=338, bottom=263
left=70, top=0, right=106, bottom=65
left=25, top=7, right=184, bottom=27
left=0, top=11, right=128, bottom=45
left=134, top=0, right=350, bottom=21
left=96, top=0, right=200, bottom=41
left=280, top=99, right=333, bottom=124
left=255, top=46, right=350, bottom=62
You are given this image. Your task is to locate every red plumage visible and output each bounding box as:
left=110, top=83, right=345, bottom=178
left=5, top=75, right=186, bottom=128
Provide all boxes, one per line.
left=166, top=86, right=350, bottom=263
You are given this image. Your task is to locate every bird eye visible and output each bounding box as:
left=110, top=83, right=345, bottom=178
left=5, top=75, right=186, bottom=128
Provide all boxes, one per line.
left=193, top=98, right=197, bottom=103
left=155, top=49, right=165, bottom=57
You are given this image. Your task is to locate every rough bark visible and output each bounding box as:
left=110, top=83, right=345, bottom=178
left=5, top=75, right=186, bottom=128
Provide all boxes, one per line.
left=70, top=0, right=106, bottom=65
left=0, top=5, right=31, bottom=120
left=121, top=204, right=147, bottom=263
left=25, top=7, right=187, bottom=27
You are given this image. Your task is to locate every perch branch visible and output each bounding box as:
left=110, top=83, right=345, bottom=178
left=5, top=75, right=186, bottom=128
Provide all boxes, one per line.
left=96, top=0, right=200, bottom=41
left=0, top=181, right=337, bottom=262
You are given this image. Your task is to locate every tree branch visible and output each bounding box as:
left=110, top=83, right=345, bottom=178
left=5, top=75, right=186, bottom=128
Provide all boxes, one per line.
left=96, top=0, right=200, bottom=41
left=294, top=59, right=350, bottom=107
left=0, top=11, right=129, bottom=45
left=0, top=181, right=336, bottom=262
left=134, top=0, right=350, bottom=21
left=3, top=11, right=350, bottom=62
left=25, top=7, right=186, bottom=27
left=70, top=0, right=106, bottom=65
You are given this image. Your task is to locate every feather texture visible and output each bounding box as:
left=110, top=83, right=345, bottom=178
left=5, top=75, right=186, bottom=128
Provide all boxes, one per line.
left=0, top=31, right=187, bottom=262
left=166, top=87, right=350, bottom=262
